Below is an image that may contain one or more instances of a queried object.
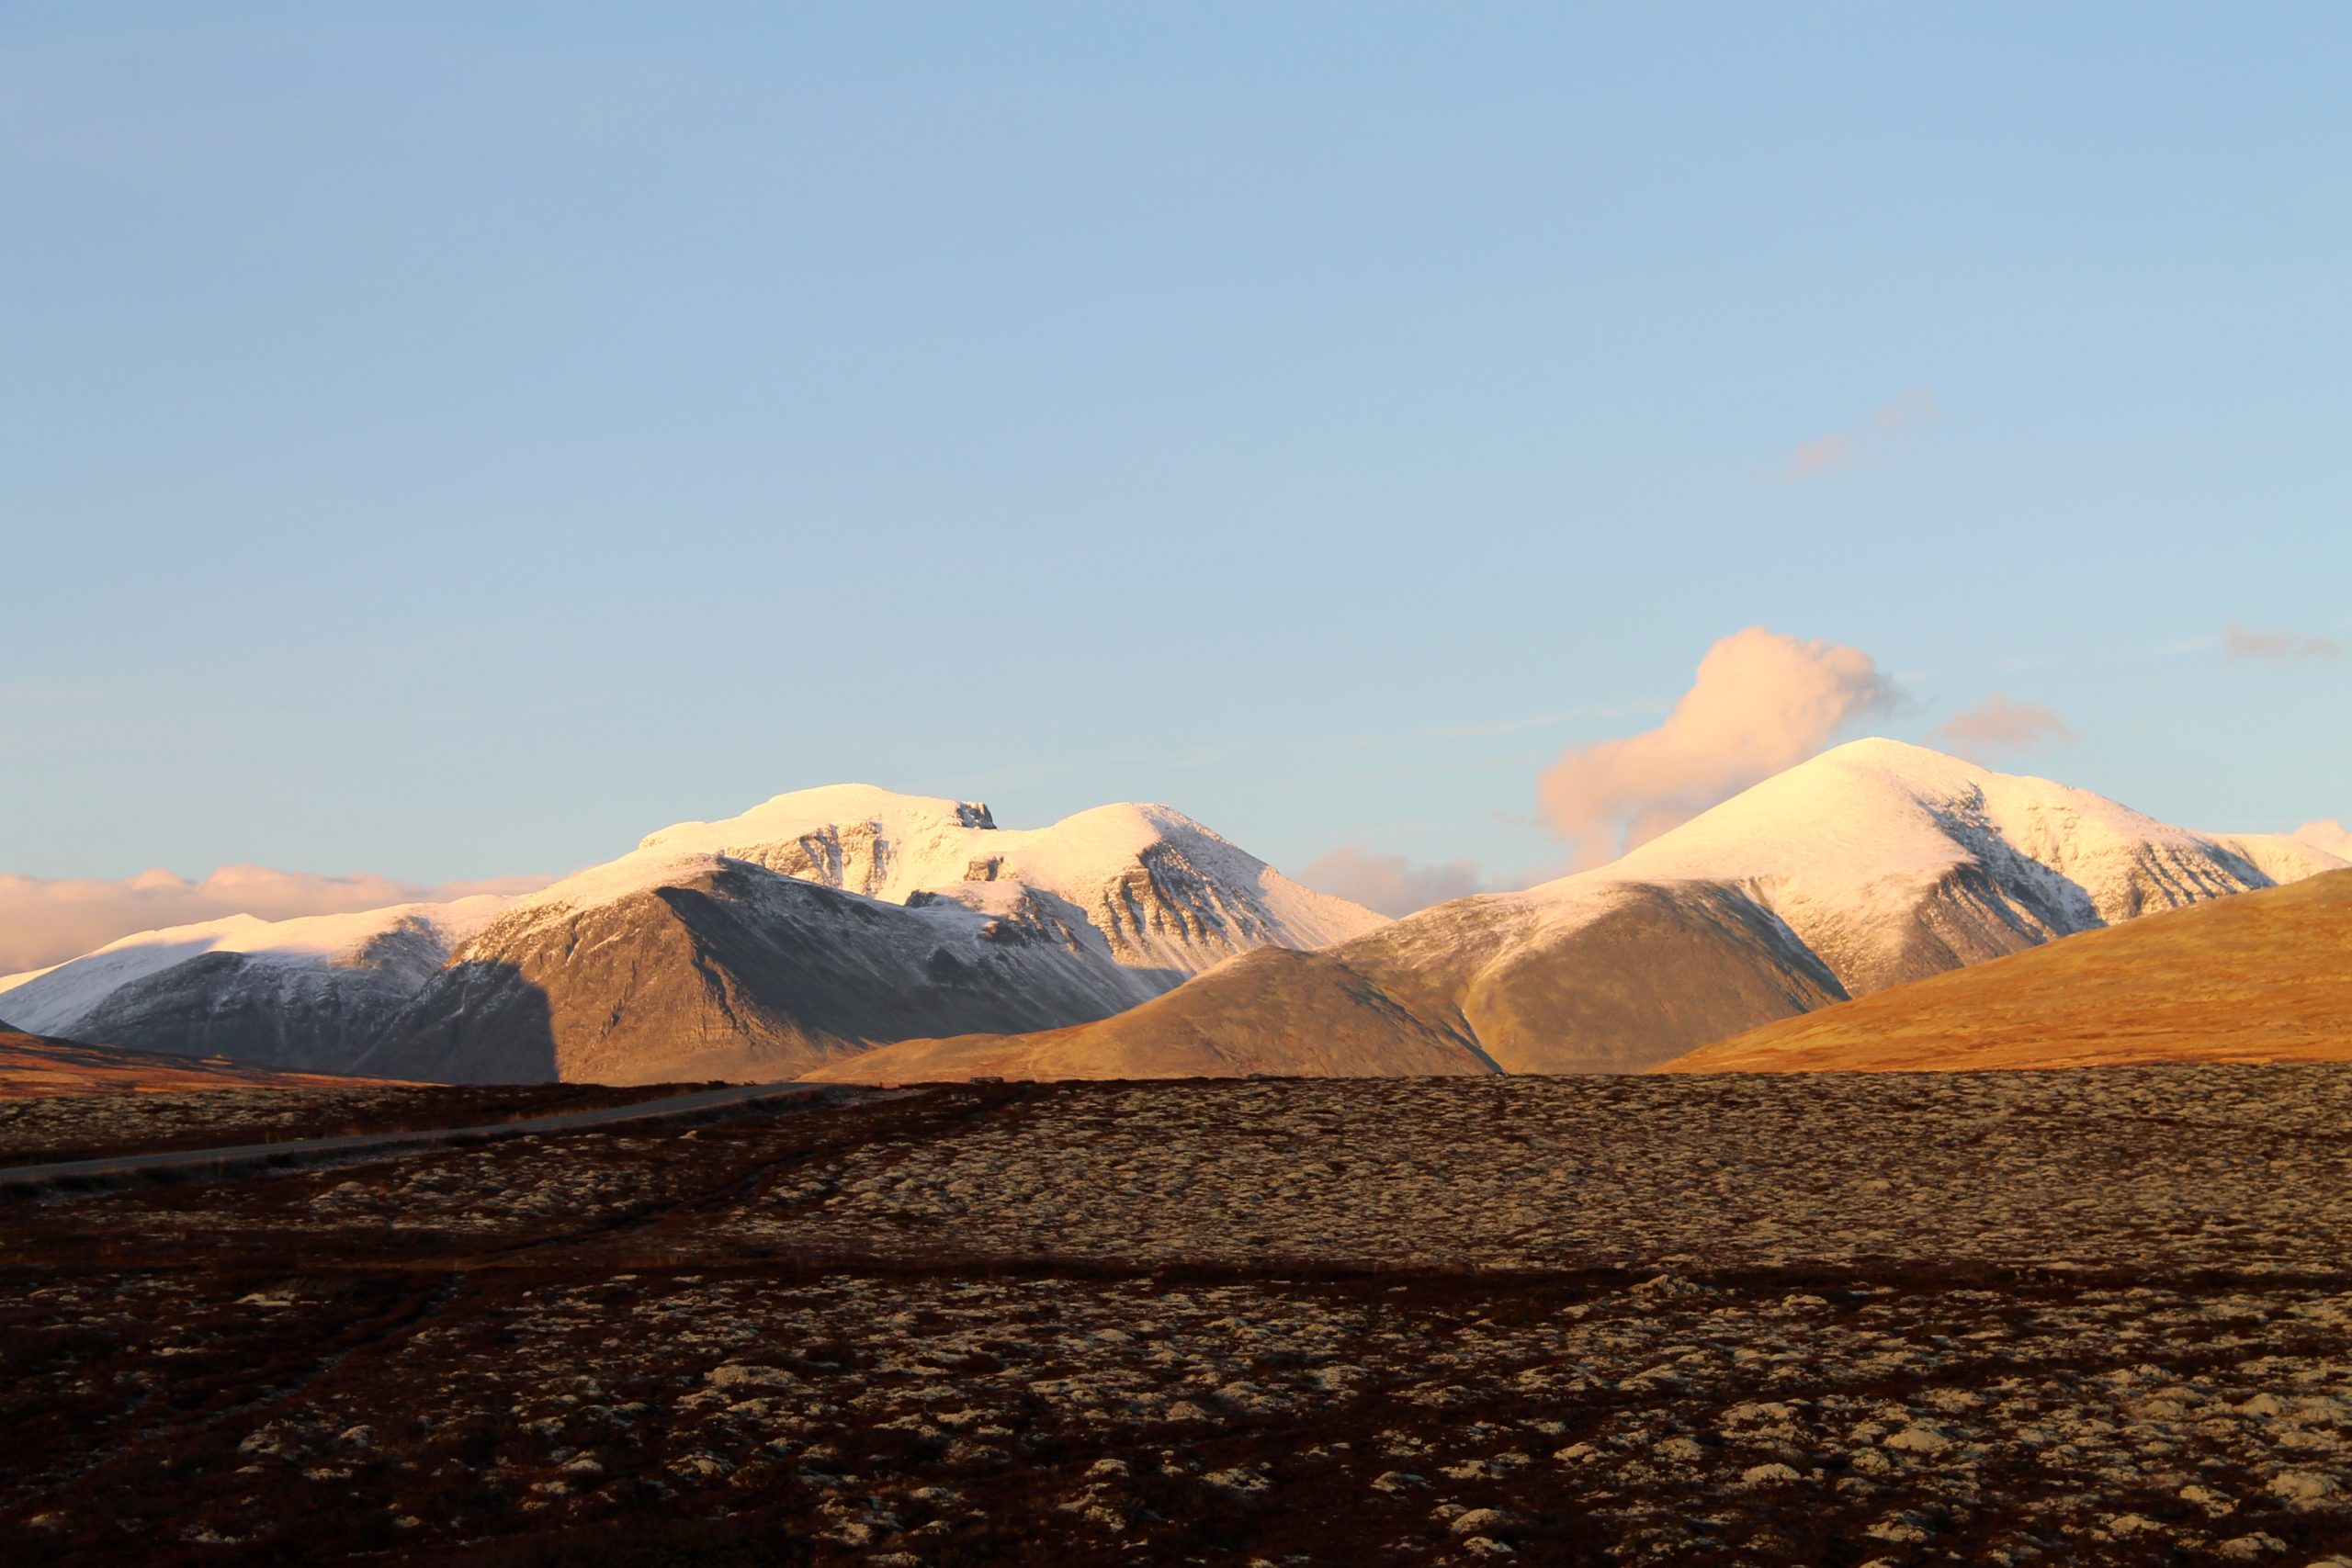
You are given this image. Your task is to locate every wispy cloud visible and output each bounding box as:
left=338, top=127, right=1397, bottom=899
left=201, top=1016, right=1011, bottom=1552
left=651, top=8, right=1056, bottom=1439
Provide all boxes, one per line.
left=1780, top=388, right=1939, bottom=483
left=1536, top=627, right=1901, bottom=868
left=1927, top=694, right=2076, bottom=761
left=2223, top=622, right=2344, bottom=663
left=1785, top=431, right=1859, bottom=482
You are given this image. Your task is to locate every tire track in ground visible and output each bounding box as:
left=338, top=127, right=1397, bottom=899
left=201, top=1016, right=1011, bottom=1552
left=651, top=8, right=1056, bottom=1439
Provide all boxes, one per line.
left=0, top=1082, right=857, bottom=1199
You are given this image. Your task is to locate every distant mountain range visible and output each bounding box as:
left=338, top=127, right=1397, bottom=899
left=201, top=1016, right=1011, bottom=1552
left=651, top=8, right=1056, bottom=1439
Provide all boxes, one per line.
left=808, top=739, right=2346, bottom=1082
left=0, top=897, right=513, bottom=1075
left=0, top=787, right=1383, bottom=1084
left=4, top=743, right=2342, bottom=1086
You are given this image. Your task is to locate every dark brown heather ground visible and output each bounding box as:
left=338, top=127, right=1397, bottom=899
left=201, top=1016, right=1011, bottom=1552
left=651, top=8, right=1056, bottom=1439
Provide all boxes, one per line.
left=0, top=1082, right=706, bottom=1168
left=4, top=1067, right=2352, bottom=1566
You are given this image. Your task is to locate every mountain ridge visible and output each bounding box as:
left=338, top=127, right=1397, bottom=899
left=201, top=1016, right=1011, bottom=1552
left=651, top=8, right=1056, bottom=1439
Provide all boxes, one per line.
left=809, top=740, right=2346, bottom=1083
left=0, top=788, right=1384, bottom=1083
left=4, top=744, right=2338, bottom=1086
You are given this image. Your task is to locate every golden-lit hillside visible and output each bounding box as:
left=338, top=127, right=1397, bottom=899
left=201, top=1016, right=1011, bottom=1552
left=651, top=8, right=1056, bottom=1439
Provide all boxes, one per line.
left=0, top=1031, right=393, bottom=1099
left=1655, top=869, right=2352, bottom=1075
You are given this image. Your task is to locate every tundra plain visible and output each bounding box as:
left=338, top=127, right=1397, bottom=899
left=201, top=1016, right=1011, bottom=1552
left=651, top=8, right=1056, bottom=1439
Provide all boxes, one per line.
left=5, top=1069, right=2352, bottom=1565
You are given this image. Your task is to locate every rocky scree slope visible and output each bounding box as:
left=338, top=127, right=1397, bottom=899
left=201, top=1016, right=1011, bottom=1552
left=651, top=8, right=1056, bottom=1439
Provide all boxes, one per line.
left=814, top=740, right=2346, bottom=1082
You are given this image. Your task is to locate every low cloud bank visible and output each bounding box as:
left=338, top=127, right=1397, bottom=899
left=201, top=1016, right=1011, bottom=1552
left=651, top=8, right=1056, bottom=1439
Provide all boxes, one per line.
left=1299, top=847, right=1488, bottom=918
left=0, top=866, right=551, bottom=974
left=2292, top=820, right=2352, bottom=862
left=1538, top=627, right=1899, bottom=869
left=1927, top=694, right=2075, bottom=761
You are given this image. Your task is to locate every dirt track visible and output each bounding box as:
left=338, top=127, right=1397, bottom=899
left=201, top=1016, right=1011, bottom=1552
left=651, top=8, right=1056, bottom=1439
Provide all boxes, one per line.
left=0, top=1080, right=843, bottom=1193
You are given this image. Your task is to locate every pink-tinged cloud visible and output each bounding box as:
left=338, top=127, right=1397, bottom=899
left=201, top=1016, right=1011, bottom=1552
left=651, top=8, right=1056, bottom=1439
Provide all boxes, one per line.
left=1781, top=389, right=1938, bottom=482
left=1926, top=693, right=2076, bottom=761
left=1871, top=387, right=1939, bottom=430
left=1537, top=627, right=1900, bottom=869
left=2223, top=622, right=2344, bottom=663
left=1299, top=846, right=1488, bottom=918
left=1786, top=432, right=1857, bottom=481
left=2292, top=820, right=2352, bottom=861
left=0, top=866, right=553, bottom=974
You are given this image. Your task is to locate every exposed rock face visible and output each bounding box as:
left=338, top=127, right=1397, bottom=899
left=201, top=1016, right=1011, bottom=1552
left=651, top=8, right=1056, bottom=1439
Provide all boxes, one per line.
left=672, top=795, right=997, bottom=901
left=374, top=862, right=1173, bottom=1086
left=815, top=741, right=2347, bottom=1083
left=622, top=785, right=1385, bottom=976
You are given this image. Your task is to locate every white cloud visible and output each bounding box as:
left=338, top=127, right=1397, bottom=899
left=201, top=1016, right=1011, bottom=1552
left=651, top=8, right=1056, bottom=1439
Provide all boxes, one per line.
left=1537, top=627, right=1900, bottom=868
left=0, top=866, right=551, bottom=974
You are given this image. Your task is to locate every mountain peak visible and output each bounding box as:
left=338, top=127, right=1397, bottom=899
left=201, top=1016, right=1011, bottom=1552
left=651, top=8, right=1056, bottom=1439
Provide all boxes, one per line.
left=1807, top=734, right=1975, bottom=772
left=638, top=784, right=995, bottom=855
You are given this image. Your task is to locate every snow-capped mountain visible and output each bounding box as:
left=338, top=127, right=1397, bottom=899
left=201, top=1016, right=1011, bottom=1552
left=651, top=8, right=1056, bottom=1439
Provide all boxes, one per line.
left=1595, top=738, right=2342, bottom=996
left=0, top=786, right=1384, bottom=1083
left=0, top=897, right=511, bottom=1072
left=814, top=740, right=2348, bottom=1082
left=580, top=784, right=1377, bottom=973
left=365, top=786, right=1384, bottom=1084
left=10, top=751, right=2335, bottom=1086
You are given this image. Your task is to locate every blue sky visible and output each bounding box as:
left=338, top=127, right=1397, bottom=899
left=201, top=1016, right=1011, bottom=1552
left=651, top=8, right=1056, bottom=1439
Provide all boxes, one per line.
left=4, top=3, right=2346, bottom=895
